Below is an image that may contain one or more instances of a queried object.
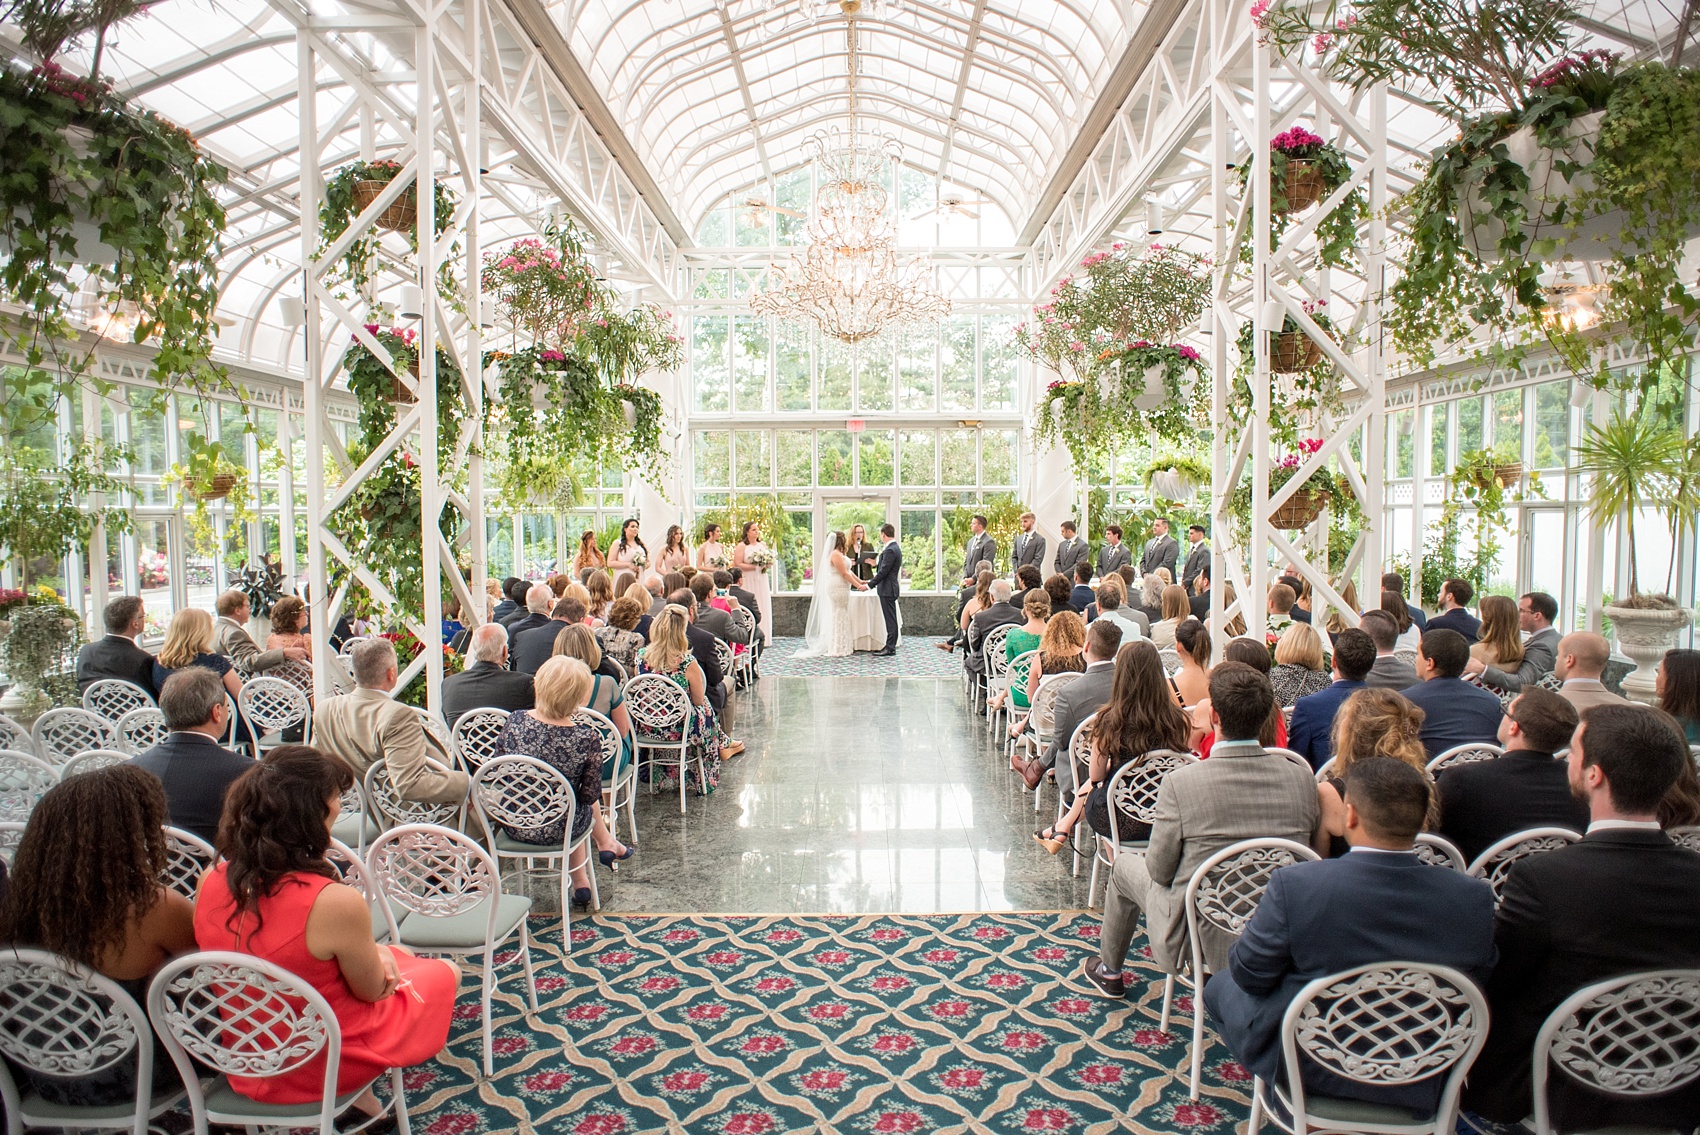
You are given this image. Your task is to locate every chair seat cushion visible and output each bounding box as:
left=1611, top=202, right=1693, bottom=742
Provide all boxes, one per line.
left=204, top=1076, right=367, bottom=1119
left=492, top=829, right=566, bottom=856
left=1273, top=1084, right=1429, bottom=1125
left=396, top=893, right=532, bottom=949
left=331, top=812, right=380, bottom=844
left=22, top=1090, right=177, bottom=1123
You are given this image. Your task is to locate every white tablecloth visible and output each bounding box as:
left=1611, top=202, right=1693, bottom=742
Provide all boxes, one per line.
left=848, top=591, right=903, bottom=651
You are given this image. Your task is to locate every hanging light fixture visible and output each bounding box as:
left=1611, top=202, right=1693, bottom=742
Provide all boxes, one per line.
left=751, top=0, right=949, bottom=343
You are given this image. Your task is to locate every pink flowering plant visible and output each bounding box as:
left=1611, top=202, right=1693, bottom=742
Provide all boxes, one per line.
left=1232, top=123, right=1368, bottom=269
left=1227, top=436, right=1362, bottom=550
left=482, top=220, right=605, bottom=344
left=1034, top=340, right=1210, bottom=470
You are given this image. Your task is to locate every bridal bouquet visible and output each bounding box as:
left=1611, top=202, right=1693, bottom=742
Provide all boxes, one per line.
left=746, top=548, right=776, bottom=571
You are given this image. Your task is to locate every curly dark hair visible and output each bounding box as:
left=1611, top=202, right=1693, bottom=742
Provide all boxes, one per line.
left=0, top=765, right=169, bottom=968
left=217, top=745, right=353, bottom=936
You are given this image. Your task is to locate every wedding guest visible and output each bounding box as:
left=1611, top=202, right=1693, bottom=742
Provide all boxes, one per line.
left=585, top=572, right=614, bottom=624
left=1359, top=610, right=1418, bottom=689
left=1470, top=594, right=1524, bottom=676
left=1380, top=590, right=1422, bottom=652
left=1151, top=584, right=1190, bottom=648
left=611, top=570, right=637, bottom=601
left=1010, top=564, right=1044, bottom=609
left=513, top=596, right=584, bottom=676
left=1657, top=648, right=1700, bottom=743
left=1381, top=572, right=1427, bottom=630
left=1321, top=578, right=1359, bottom=644
left=987, top=590, right=1049, bottom=716
left=959, top=569, right=995, bottom=637
left=1401, top=629, right=1505, bottom=758
left=215, top=590, right=305, bottom=679
left=1094, top=574, right=1148, bottom=642
left=1009, top=608, right=1086, bottom=734
left=151, top=608, right=242, bottom=703
left=1043, top=573, right=1074, bottom=618
left=562, top=582, right=600, bottom=627
left=1069, top=561, right=1096, bottom=614
left=1170, top=618, right=1211, bottom=707
left=491, top=577, right=522, bottom=623
left=1436, top=687, right=1585, bottom=863
left=1287, top=628, right=1376, bottom=769
left=728, top=568, right=761, bottom=633
left=656, top=525, right=691, bottom=574
left=264, top=595, right=313, bottom=660
left=1464, top=591, right=1560, bottom=692
left=76, top=595, right=155, bottom=693
left=1426, top=578, right=1480, bottom=642
left=570, top=530, right=605, bottom=577
left=636, top=607, right=724, bottom=794
left=1133, top=573, right=1165, bottom=626
left=437, top=597, right=463, bottom=648
left=1311, top=688, right=1433, bottom=857
left=132, top=668, right=255, bottom=844
left=440, top=623, right=534, bottom=725
left=597, top=597, right=646, bottom=677
left=1270, top=621, right=1332, bottom=706
left=1192, top=638, right=1288, bottom=756
left=696, top=523, right=726, bottom=571
left=1553, top=632, right=1629, bottom=712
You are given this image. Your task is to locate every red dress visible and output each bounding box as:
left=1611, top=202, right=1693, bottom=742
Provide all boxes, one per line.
left=194, top=864, right=457, bottom=1103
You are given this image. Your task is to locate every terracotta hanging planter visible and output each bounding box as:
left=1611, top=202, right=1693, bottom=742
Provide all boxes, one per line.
left=1277, top=159, right=1328, bottom=215
left=1492, top=461, right=1523, bottom=489
left=188, top=473, right=239, bottom=501
left=353, top=179, right=418, bottom=233
left=380, top=355, right=421, bottom=404
left=1272, top=487, right=1331, bottom=530
left=1270, top=330, right=1324, bottom=373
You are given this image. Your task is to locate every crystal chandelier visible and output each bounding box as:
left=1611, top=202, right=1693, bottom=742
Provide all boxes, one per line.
left=750, top=3, right=950, bottom=343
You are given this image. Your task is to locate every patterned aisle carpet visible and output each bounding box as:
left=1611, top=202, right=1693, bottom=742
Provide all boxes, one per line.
left=394, top=911, right=1252, bottom=1135
left=758, top=636, right=964, bottom=679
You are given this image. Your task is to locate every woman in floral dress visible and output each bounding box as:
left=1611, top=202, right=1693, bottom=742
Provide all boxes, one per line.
left=635, top=606, right=721, bottom=795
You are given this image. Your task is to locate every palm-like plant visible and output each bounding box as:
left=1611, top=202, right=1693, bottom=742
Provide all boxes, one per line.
left=1572, top=410, right=1686, bottom=597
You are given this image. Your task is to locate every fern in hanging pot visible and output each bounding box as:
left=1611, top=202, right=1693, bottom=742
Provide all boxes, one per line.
left=1233, top=126, right=1369, bottom=268
left=167, top=438, right=255, bottom=557
left=342, top=324, right=464, bottom=449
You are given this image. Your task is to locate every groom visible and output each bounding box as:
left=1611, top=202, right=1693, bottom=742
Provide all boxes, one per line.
left=869, top=523, right=902, bottom=656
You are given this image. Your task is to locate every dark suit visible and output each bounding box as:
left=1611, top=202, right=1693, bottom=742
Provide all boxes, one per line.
left=1400, top=678, right=1505, bottom=758
left=1286, top=679, right=1367, bottom=769
left=1468, top=829, right=1700, bottom=1129
left=490, top=599, right=519, bottom=624
left=729, top=585, right=760, bottom=623
left=1040, top=660, right=1116, bottom=790
left=502, top=611, right=551, bottom=650
left=1096, top=541, right=1131, bottom=578
left=1426, top=607, right=1480, bottom=643
left=76, top=635, right=155, bottom=694
left=964, top=600, right=1022, bottom=676
left=1053, top=536, right=1089, bottom=581
left=130, top=732, right=255, bottom=845
left=1408, top=606, right=1428, bottom=631
left=440, top=661, right=535, bottom=726
left=1181, top=541, right=1209, bottom=588
left=511, top=617, right=573, bottom=676
left=869, top=541, right=902, bottom=652
left=1068, top=584, right=1095, bottom=614
left=686, top=624, right=727, bottom=714
left=1189, top=589, right=1211, bottom=621
left=1363, top=654, right=1418, bottom=690
left=962, top=532, right=997, bottom=581
left=694, top=601, right=751, bottom=647
left=1205, top=851, right=1497, bottom=1114
left=1436, top=749, right=1588, bottom=864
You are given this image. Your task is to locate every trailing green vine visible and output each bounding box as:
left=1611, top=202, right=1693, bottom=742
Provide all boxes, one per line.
left=1034, top=343, right=1208, bottom=470
left=1232, top=303, right=1344, bottom=447
left=319, top=159, right=459, bottom=296
left=1234, top=126, right=1370, bottom=269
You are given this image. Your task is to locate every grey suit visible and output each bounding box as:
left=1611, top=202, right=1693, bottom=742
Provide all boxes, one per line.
left=1041, top=661, right=1116, bottom=792
left=1096, top=541, right=1132, bottom=578
left=1557, top=678, right=1627, bottom=712
left=962, top=532, right=997, bottom=580
left=1099, top=739, right=1319, bottom=975
left=695, top=601, right=752, bottom=647
left=1481, top=626, right=1559, bottom=692
left=965, top=601, right=1022, bottom=676
left=1138, top=534, right=1179, bottom=579
left=1364, top=653, right=1419, bottom=690
left=1011, top=530, right=1046, bottom=575
left=214, top=616, right=286, bottom=678
left=1053, top=536, right=1089, bottom=580
left=1181, top=541, right=1210, bottom=588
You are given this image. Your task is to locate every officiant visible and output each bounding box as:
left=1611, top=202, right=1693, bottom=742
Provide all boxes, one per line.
left=847, top=524, right=878, bottom=583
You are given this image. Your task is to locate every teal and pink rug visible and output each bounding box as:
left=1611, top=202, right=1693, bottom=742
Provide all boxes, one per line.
left=400, top=911, right=1252, bottom=1134
left=758, top=637, right=964, bottom=679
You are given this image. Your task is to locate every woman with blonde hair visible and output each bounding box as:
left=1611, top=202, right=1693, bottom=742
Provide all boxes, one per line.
left=1471, top=594, right=1525, bottom=670
left=1312, top=688, right=1435, bottom=857
left=1271, top=621, right=1332, bottom=705
left=570, top=530, right=605, bottom=577
left=562, top=582, right=601, bottom=628
left=550, top=621, right=636, bottom=783
left=1151, top=584, right=1190, bottom=648
left=151, top=608, right=241, bottom=701
left=1322, top=578, right=1360, bottom=640
left=635, top=607, right=722, bottom=795
left=1218, top=580, right=1247, bottom=637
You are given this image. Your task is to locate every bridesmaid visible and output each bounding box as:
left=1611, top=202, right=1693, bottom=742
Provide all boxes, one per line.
left=607, top=518, right=648, bottom=577
left=570, top=530, right=605, bottom=578
left=696, top=523, right=726, bottom=571
left=732, top=521, right=773, bottom=645
left=656, top=525, right=691, bottom=574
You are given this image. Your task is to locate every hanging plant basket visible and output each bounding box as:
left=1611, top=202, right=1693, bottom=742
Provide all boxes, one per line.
left=352, top=179, right=417, bottom=233
left=382, top=356, right=421, bottom=404
left=1492, top=461, right=1523, bottom=489
left=1271, top=330, right=1325, bottom=373
left=1148, top=469, right=1198, bottom=501
left=188, top=473, right=238, bottom=501
left=1277, top=159, right=1328, bottom=215
left=1272, top=488, right=1331, bottom=530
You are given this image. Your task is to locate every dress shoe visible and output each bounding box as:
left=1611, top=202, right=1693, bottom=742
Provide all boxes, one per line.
left=875, top=648, right=896, bottom=656
left=1013, top=756, right=1045, bottom=791
left=1081, top=958, right=1125, bottom=998
left=935, top=641, right=955, bottom=652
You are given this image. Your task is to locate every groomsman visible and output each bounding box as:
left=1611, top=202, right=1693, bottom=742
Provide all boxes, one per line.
left=959, top=514, right=997, bottom=586
left=1182, top=524, right=1210, bottom=589
left=1096, top=525, right=1131, bottom=578
left=1010, top=512, right=1046, bottom=578
left=1053, top=521, right=1088, bottom=580
left=1137, top=517, right=1179, bottom=579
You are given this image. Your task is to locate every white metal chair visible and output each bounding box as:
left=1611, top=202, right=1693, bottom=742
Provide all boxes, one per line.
left=1670, top=825, right=1700, bottom=854
left=362, top=759, right=463, bottom=832
left=0, top=714, right=33, bottom=755
left=324, top=836, right=388, bottom=942
left=1091, top=748, right=1198, bottom=906
left=236, top=676, right=310, bottom=758
left=330, top=781, right=379, bottom=854
left=81, top=679, right=155, bottom=722
left=451, top=707, right=511, bottom=773
left=729, top=607, right=756, bottom=687
left=1169, top=837, right=1322, bottom=1098
left=0, top=821, right=26, bottom=865
left=710, top=636, right=735, bottom=692
left=411, top=706, right=454, bottom=755
left=161, top=826, right=216, bottom=901
left=574, top=706, right=637, bottom=845
left=367, top=823, right=538, bottom=1077
left=1248, top=962, right=1489, bottom=1135
left=1413, top=832, right=1469, bottom=871
left=471, top=755, right=597, bottom=951
left=978, top=623, right=1016, bottom=711
left=1019, top=672, right=1081, bottom=810
left=114, top=707, right=167, bottom=755
left=1467, top=826, right=1582, bottom=905
left=0, top=750, right=59, bottom=824
left=0, top=947, right=178, bottom=1135
left=60, top=749, right=130, bottom=779
left=1530, top=968, right=1700, bottom=1135
left=1313, top=756, right=1336, bottom=784
left=1062, top=713, right=1097, bottom=879
left=147, top=951, right=413, bottom=1135
left=624, top=673, right=698, bottom=816
left=1267, top=746, right=1312, bottom=773
left=1158, top=647, right=1182, bottom=674
left=30, top=707, right=119, bottom=767
left=1425, top=742, right=1504, bottom=776
left=997, top=649, right=1040, bottom=752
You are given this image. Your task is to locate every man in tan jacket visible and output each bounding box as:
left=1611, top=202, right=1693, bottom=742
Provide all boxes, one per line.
left=312, top=637, right=467, bottom=806
left=1552, top=631, right=1628, bottom=713
left=214, top=590, right=306, bottom=678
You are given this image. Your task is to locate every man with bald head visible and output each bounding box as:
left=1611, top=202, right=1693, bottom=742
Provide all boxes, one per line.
left=440, top=622, right=535, bottom=725
left=1552, top=631, right=1627, bottom=712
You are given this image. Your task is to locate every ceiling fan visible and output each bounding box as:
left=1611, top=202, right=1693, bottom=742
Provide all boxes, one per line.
left=910, top=193, right=992, bottom=220
left=741, top=196, right=806, bottom=219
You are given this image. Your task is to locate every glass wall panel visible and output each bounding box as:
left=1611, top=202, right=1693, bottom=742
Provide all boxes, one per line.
left=900, top=430, right=936, bottom=486
left=981, top=430, right=1017, bottom=486
left=941, top=318, right=976, bottom=411
left=1533, top=382, right=1569, bottom=468
left=732, top=316, right=770, bottom=413
left=696, top=431, right=731, bottom=487
left=818, top=430, right=853, bottom=486
left=858, top=341, right=895, bottom=412
left=1458, top=395, right=1484, bottom=453
left=734, top=430, right=773, bottom=489
left=692, top=316, right=730, bottom=412
left=901, top=509, right=937, bottom=591
left=485, top=517, right=516, bottom=579
left=776, top=430, right=812, bottom=487
left=1492, top=389, right=1524, bottom=458
left=775, top=323, right=812, bottom=410
left=982, top=316, right=1018, bottom=411
left=521, top=514, right=557, bottom=577
left=858, top=430, right=894, bottom=486
left=898, top=327, right=937, bottom=412
left=940, top=429, right=976, bottom=486
left=818, top=336, right=853, bottom=412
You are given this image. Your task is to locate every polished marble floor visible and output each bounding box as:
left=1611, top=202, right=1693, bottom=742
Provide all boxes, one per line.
left=598, top=675, right=1094, bottom=915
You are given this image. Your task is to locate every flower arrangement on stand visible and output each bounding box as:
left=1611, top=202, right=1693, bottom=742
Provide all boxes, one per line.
left=0, top=586, right=84, bottom=718
left=1233, top=301, right=1343, bottom=446
left=1234, top=126, right=1369, bottom=268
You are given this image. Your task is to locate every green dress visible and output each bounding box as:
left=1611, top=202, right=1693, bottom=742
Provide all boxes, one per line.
left=1004, top=628, right=1043, bottom=709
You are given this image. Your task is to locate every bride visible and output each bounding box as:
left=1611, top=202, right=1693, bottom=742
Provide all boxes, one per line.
left=798, top=530, right=868, bottom=658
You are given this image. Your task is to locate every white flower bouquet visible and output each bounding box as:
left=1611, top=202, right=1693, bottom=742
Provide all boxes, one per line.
left=630, top=546, right=648, bottom=570
left=746, top=547, right=776, bottom=571
left=709, top=551, right=732, bottom=569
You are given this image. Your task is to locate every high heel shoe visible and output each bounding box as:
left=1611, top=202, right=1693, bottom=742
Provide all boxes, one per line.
left=599, top=845, right=636, bottom=867
left=572, top=887, right=593, bottom=909
left=1033, top=829, right=1067, bottom=855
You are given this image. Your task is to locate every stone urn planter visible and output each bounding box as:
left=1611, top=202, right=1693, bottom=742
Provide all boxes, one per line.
left=1605, top=602, right=1692, bottom=704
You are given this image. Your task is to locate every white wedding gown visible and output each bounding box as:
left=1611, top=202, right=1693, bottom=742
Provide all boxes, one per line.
left=798, top=542, right=856, bottom=658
